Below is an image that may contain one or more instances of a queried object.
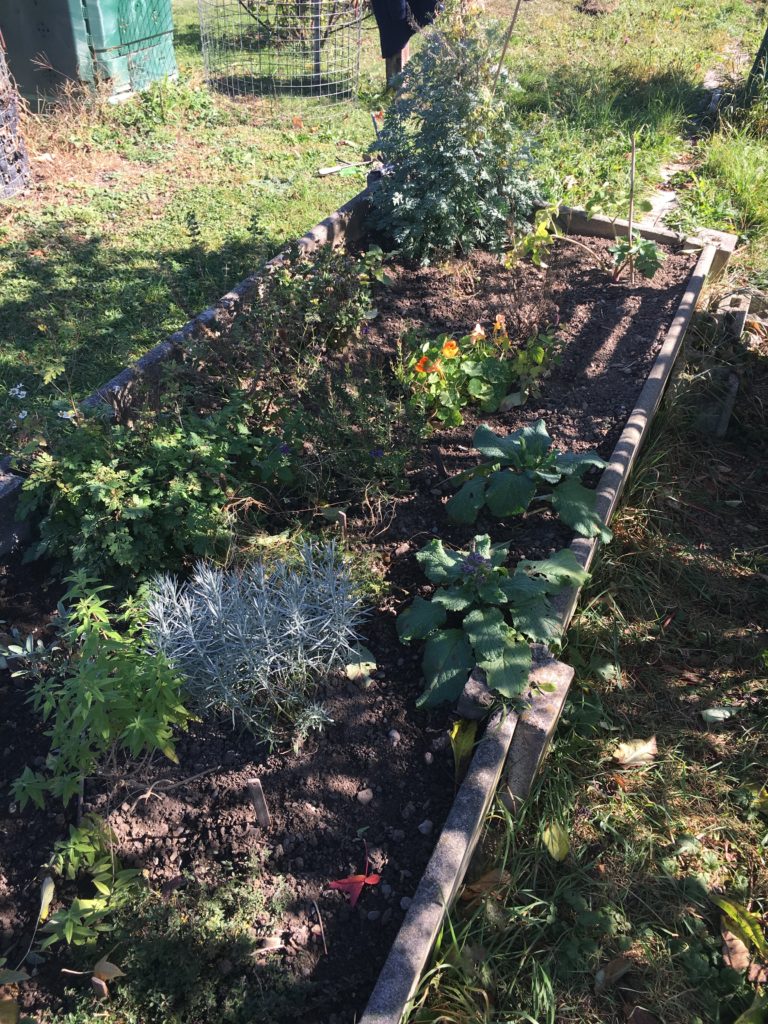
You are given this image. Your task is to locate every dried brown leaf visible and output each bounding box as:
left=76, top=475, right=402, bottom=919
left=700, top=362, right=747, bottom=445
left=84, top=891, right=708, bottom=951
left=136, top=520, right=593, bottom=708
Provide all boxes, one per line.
left=595, top=956, right=632, bottom=993
left=460, top=868, right=510, bottom=905
left=93, top=960, right=125, bottom=982
left=722, top=927, right=751, bottom=973
left=627, top=1008, right=660, bottom=1024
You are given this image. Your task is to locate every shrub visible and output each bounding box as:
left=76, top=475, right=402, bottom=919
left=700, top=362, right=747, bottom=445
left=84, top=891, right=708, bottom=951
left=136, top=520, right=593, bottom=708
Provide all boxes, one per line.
left=369, top=0, right=540, bottom=263
left=145, top=542, right=367, bottom=742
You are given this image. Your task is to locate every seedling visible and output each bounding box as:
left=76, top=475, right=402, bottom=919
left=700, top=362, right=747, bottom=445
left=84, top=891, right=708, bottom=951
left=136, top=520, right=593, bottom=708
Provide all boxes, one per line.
left=609, top=233, right=666, bottom=282
left=445, top=420, right=612, bottom=543
left=329, top=844, right=381, bottom=907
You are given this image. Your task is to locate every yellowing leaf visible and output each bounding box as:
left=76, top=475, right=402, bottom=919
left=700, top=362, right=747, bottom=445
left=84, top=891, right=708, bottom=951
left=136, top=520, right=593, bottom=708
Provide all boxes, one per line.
left=733, top=992, right=768, bottom=1024
left=449, top=719, right=478, bottom=786
left=460, top=868, right=509, bottom=906
left=345, top=645, right=377, bottom=684
left=613, top=736, right=657, bottom=767
left=93, top=960, right=125, bottom=982
left=542, top=821, right=569, bottom=861
left=710, top=895, right=768, bottom=959
left=39, top=876, right=55, bottom=923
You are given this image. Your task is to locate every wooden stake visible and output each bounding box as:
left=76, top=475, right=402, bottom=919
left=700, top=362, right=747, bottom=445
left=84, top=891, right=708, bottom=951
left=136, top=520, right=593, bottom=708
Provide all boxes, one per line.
left=385, top=43, right=410, bottom=89
left=247, top=778, right=271, bottom=828
left=491, top=0, right=524, bottom=96
left=628, top=132, right=637, bottom=287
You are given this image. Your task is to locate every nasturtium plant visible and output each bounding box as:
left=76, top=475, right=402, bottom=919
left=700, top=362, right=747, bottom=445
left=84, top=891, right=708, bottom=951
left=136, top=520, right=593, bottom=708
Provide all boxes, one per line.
left=445, top=420, right=612, bottom=543
left=397, top=535, right=589, bottom=708
left=400, top=318, right=559, bottom=427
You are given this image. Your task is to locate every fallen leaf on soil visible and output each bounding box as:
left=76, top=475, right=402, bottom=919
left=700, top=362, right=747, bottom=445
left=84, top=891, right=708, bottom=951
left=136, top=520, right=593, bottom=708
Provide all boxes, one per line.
left=93, top=960, right=125, bottom=982
left=595, top=955, right=632, bottom=992
left=39, top=876, right=55, bottom=922
left=345, top=645, right=377, bottom=684
left=329, top=845, right=381, bottom=907
left=292, top=115, right=304, bottom=129
left=626, top=1008, right=661, bottom=1024
left=542, top=821, right=569, bottom=861
left=610, top=772, right=629, bottom=791
left=460, top=868, right=509, bottom=905
left=701, top=706, right=737, bottom=725
left=0, top=969, right=28, bottom=986
left=722, top=927, right=751, bottom=972
left=450, top=719, right=478, bottom=786
left=613, top=737, right=657, bottom=767
left=90, top=977, right=109, bottom=1000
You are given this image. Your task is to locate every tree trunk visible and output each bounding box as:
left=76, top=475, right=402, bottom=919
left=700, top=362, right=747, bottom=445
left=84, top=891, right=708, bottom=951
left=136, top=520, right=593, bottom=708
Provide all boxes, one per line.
left=0, top=40, right=30, bottom=200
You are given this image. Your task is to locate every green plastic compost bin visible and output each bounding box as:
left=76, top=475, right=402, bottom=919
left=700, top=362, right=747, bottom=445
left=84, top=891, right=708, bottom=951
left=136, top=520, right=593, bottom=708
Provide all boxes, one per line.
left=0, top=0, right=177, bottom=103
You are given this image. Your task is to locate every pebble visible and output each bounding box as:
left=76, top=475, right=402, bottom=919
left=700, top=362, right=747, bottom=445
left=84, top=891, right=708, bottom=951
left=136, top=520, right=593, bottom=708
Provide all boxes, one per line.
left=417, top=819, right=433, bottom=836
left=423, top=752, right=433, bottom=765
left=381, top=883, right=393, bottom=897
left=390, top=829, right=405, bottom=842
left=388, top=729, right=401, bottom=747
left=382, top=908, right=392, bottom=924
left=367, top=910, right=381, bottom=922
left=400, top=896, right=412, bottom=911
left=357, top=788, right=374, bottom=805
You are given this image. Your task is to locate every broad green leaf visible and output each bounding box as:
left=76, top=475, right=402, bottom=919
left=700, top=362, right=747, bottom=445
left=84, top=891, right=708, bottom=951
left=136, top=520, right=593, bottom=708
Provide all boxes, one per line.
left=498, top=573, right=552, bottom=603
left=479, top=636, right=531, bottom=697
left=416, top=539, right=466, bottom=584
left=732, top=992, right=768, bottom=1024
left=473, top=420, right=552, bottom=466
left=432, top=586, right=474, bottom=612
left=511, top=597, right=561, bottom=643
left=0, top=969, right=29, bottom=985
left=463, top=607, right=507, bottom=661
left=554, top=450, right=607, bottom=477
left=39, top=876, right=55, bottom=923
left=473, top=423, right=519, bottom=462
left=518, top=548, right=590, bottom=588
left=709, top=895, right=768, bottom=958
left=467, top=378, right=494, bottom=401
left=417, top=629, right=474, bottom=708
left=485, top=469, right=537, bottom=518
left=450, top=719, right=478, bottom=786
left=446, top=477, right=487, bottom=524
left=548, top=477, right=612, bottom=542
left=515, top=419, right=554, bottom=463
left=397, top=596, right=447, bottom=642
left=542, top=821, right=570, bottom=861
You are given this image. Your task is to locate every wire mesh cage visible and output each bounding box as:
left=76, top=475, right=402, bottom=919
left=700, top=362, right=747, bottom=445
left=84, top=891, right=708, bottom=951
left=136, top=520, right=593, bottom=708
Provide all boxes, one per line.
left=0, top=41, right=29, bottom=199
left=197, top=0, right=364, bottom=98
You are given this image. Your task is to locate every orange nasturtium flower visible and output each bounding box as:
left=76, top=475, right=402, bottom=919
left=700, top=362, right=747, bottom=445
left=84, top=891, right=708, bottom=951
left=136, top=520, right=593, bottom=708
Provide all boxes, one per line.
left=469, top=323, right=486, bottom=343
left=441, top=339, right=460, bottom=359
left=414, top=355, right=431, bottom=373
left=493, top=313, right=507, bottom=332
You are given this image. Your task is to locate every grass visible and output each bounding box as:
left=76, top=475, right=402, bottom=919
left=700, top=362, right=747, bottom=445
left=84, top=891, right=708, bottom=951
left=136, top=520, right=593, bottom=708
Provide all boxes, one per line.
left=412, top=321, right=768, bottom=1022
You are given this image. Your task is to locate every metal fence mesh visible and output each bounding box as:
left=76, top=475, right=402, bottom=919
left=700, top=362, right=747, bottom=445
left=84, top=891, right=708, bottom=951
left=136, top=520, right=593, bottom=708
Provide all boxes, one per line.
left=197, top=0, right=363, bottom=98
left=0, top=42, right=29, bottom=199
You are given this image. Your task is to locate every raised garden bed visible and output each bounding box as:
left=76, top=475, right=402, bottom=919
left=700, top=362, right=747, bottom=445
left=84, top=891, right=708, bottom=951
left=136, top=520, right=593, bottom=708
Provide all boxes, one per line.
left=0, top=187, right=736, bottom=1024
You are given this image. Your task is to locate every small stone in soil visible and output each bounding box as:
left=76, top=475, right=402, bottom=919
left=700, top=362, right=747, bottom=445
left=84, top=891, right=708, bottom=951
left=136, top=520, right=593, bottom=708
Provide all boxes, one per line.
left=357, top=788, right=374, bottom=805
left=367, top=910, right=381, bottom=922
left=381, top=883, right=393, bottom=897
left=424, top=752, right=433, bottom=765
left=417, top=819, right=433, bottom=836
left=388, top=729, right=401, bottom=747
left=400, top=897, right=412, bottom=910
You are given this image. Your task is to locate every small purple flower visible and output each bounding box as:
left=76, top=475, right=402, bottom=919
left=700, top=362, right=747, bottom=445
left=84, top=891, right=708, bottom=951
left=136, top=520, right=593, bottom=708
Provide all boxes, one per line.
left=460, top=551, right=490, bottom=575
left=279, top=442, right=292, bottom=455
left=362, top=324, right=370, bottom=336
left=370, top=447, right=384, bottom=459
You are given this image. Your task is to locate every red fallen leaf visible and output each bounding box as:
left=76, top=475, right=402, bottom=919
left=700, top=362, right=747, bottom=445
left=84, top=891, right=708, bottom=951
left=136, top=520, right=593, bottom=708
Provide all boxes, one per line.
left=329, top=843, right=381, bottom=907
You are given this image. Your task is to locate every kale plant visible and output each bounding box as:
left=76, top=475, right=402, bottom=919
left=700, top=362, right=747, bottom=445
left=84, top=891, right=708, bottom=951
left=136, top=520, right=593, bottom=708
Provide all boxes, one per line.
left=397, top=534, right=588, bottom=707
left=369, top=0, right=540, bottom=263
left=446, top=420, right=612, bottom=542
left=145, top=542, right=367, bottom=742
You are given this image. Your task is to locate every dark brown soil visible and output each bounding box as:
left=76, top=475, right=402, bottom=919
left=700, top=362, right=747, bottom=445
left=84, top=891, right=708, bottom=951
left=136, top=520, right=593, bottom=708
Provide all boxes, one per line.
left=0, top=235, right=697, bottom=1024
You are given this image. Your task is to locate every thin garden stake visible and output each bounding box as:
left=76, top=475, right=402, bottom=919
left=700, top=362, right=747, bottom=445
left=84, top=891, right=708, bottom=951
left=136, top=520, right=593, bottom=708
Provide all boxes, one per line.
left=491, top=0, right=525, bottom=96
left=627, top=132, right=637, bottom=286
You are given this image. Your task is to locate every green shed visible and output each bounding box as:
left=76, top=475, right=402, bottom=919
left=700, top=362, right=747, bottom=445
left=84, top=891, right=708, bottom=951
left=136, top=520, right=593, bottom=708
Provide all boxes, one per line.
left=0, top=0, right=177, bottom=104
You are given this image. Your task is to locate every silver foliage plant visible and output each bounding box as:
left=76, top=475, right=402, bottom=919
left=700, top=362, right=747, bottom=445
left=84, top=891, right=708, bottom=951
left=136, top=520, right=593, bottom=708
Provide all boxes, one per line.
left=145, top=542, right=367, bottom=742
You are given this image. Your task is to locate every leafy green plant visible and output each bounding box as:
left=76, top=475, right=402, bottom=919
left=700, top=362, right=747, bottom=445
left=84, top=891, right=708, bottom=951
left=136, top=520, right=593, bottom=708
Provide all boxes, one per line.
left=397, top=534, right=588, bottom=707
left=16, top=391, right=294, bottom=581
left=369, top=0, right=541, bottom=263
left=609, top=232, right=666, bottom=281
left=42, top=816, right=140, bottom=947
left=252, top=243, right=386, bottom=357
left=2, top=573, right=191, bottom=808
left=399, top=318, right=559, bottom=427
left=445, top=420, right=612, bottom=542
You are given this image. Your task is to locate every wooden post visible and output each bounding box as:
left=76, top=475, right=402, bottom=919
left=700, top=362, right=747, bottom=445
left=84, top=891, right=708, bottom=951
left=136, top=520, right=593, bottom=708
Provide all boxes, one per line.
left=385, top=43, right=409, bottom=88
left=748, top=23, right=768, bottom=95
